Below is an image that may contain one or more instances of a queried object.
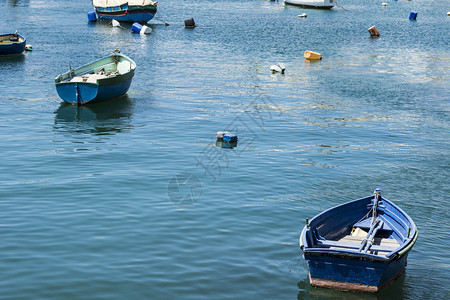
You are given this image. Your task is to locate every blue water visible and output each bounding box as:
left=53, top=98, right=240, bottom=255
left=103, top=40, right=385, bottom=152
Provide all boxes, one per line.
left=1, top=0, right=449, bottom=299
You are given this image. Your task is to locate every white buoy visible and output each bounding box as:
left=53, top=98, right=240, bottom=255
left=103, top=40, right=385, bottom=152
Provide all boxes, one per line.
left=216, top=131, right=231, bottom=139
left=25, top=44, right=33, bottom=51
left=140, top=25, right=152, bottom=34
left=382, top=3, right=388, bottom=6
left=112, top=19, right=120, bottom=27
left=270, top=63, right=286, bottom=74
left=447, top=12, right=450, bottom=16
left=298, top=13, right=307, bottom=18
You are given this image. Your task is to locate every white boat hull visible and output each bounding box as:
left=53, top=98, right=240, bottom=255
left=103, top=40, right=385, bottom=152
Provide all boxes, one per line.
left=285, top=0, right=335, bottom=9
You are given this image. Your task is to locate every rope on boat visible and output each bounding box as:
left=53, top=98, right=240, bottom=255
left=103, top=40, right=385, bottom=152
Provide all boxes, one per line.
left=335, top=1, right=348, bottom=11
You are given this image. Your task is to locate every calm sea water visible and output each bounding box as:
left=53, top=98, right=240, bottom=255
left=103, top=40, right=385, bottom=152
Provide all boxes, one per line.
left=1, top=0, right=449, bottom=299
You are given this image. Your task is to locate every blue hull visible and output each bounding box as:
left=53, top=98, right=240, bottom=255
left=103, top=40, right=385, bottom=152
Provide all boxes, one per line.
left=0, top=33, right=26, bottom=56
left=304, top=248, right=410, bottom=292
left=55, top=78, right=132, bottom=105
left=300, top=190, right=417, bottom=292
left=97, top=12, right=156, bottom=23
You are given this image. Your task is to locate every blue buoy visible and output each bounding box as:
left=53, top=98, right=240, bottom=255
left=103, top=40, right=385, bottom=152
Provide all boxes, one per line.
left=87, top=11, right=97, bottom=22
left=409, top=11, right=418, bottom=20
left=131, top=22, right=143, bottom=33
left=223, top=134, right=238, bottom=143
left=131, top=22, right=151, bottom=34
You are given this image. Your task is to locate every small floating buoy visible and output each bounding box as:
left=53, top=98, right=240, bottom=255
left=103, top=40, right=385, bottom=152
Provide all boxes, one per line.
left=223, top=134, right=238, bottom=143
left=304, top=50, right=322, bottom=60
left=409, top=11, right=418, bottom=20
left=216, top=131, right=231, bottom=139
left=112, top=19, right=120, bottom=27
left=87, top=11, right=97, bottom=22
left=298, top=13, right=307, bottom=18
left=270, top=63, right=286, bottom=74
left=131, top=22, right=152, bottom=34
left=381, top=3, right=388, bottom=6
left=368, top=25, right=380, bottom=37
left=25, top=44, right=33, bottom=51
left=185, top=18, right=196, bottom=28
left=447, top=12, right=450, bottom=16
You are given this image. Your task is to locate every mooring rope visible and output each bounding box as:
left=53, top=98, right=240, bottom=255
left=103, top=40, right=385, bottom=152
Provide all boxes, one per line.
left=335, top=1, right=348, bottom=11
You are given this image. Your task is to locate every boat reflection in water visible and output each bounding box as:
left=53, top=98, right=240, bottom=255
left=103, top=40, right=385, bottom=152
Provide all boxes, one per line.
left=8, top=0, right=30, bottom=7
left=215, top=140, right=238, bottom=149
left=54, top=95, right=133, bottom=135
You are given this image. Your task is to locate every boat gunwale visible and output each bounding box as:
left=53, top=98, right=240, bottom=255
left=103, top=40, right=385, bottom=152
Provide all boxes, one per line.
left=55, top=53, right=136, bottom=85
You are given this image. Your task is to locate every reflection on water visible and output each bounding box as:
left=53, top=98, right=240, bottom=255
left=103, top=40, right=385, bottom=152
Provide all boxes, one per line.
left=53, top=95, right=134, bottom=135
left=216, top=140, right=238, bottom=149
left=0, top=53, right=25, bottom=64
left=8, top=0, right=30, bottom=7
left=297, top=272, right=407, bottom=299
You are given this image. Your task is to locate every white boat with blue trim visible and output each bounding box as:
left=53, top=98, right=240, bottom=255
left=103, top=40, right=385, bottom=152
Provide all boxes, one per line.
left=92, top=0, right=157, bottom=23
left=285, top=0, right=335, bottom=9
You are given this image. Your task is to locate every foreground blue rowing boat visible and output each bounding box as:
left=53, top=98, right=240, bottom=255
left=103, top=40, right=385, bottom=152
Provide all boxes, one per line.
left=0, top=32, right=26, bottom=56
left=300, top=189, right=417, bottom=292
left=92, top=0, right=157, bottom=23
left=55, top=51, right=136, bottom=105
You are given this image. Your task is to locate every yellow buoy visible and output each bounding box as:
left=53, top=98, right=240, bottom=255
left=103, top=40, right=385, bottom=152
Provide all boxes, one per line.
left=304, top=50, right=322, bottom=60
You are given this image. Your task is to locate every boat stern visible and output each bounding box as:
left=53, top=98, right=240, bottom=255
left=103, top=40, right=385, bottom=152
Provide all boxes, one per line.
left=55, top=82, right=99, bottom=105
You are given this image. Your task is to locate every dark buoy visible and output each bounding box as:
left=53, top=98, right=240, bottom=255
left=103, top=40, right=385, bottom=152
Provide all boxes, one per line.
left=409, top=11, right=418, bottom=20
left=87, top=11, right=97, bottom=22
left=184, top=18, right=196, bottom=28
left=368, top=25, right=380, bottom=37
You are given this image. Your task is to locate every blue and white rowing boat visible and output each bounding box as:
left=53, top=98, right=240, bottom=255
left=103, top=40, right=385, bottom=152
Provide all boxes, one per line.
left=0, top=32, right=26, bottom=56
left=55, top=51, right=136, bottom=106
left=300, top=189, right=417, bottom=292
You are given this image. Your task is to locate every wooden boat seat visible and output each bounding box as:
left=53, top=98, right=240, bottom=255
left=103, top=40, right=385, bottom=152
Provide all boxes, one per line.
left=70, top=73, right=108, bottom=83
left=353, top=217, right=393, bottom=233
left=117, top=60, right=132, bottom=74
left=315, top=239, right=398, bottom=253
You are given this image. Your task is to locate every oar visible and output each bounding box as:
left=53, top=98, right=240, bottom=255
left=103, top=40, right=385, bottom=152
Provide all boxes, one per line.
left=155, top=17, right=170, bottom=26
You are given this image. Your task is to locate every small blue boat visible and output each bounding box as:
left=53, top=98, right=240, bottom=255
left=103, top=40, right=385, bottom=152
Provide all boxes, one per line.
left=0, top=32, right=26, bottom=56
left=55, top=51, right=136, bottom=105
left=300, top=189, right=417, bottom=292
left=92, top=0, right=157, bottom=23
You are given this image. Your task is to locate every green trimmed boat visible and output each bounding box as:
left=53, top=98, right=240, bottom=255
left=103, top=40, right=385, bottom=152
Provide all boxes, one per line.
left=55, top=51, right=136, bottom=105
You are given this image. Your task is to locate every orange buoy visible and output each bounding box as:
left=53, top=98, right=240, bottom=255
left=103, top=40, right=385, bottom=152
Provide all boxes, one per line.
left=368, top=25, right=380, bottom=37
left=304, top=50, right=322, bottom=60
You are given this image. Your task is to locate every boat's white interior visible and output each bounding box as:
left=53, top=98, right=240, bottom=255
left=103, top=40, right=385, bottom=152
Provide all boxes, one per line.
left=0, top=35, right=24, bottom=44
left=69, top=60, right=131, bottom=84
left=330, top=228, right=400, bottom=256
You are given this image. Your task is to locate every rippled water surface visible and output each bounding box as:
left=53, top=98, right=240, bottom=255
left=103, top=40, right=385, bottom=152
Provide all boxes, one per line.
left=1, top=0, right=449, bottom=299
